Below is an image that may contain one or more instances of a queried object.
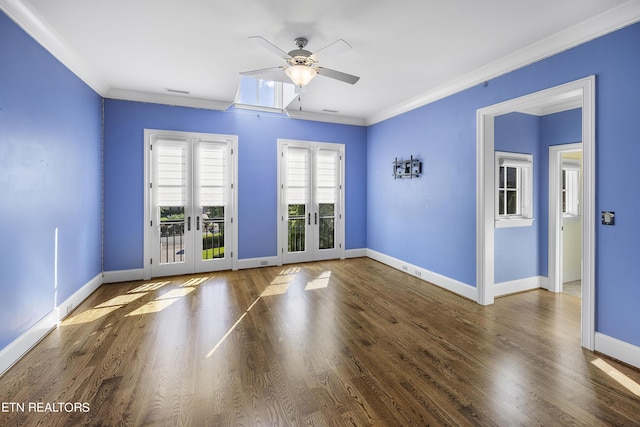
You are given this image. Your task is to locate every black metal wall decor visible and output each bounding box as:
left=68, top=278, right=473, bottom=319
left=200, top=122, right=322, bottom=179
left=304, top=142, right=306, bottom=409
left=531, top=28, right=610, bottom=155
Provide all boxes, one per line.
left=393, top=156, right=422, bottom=179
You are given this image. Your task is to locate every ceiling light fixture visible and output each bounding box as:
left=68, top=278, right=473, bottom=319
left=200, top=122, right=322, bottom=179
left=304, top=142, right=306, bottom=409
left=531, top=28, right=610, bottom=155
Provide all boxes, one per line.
left=284, top=65, right=317, bottom=87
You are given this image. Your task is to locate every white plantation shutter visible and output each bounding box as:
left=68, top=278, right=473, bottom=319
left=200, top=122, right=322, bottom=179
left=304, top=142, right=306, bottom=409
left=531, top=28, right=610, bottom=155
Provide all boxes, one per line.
left=287, top=147, right=309, bottom=204
left=199, top=142, right=226, bottom=206
left=157, top=141, right=187, bottom=206
left=317, top=149, right=338, bottom=203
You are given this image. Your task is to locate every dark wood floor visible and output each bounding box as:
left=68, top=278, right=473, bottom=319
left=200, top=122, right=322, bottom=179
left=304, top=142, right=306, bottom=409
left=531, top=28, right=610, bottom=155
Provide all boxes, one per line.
left=1, top=258, right=640, bottom=426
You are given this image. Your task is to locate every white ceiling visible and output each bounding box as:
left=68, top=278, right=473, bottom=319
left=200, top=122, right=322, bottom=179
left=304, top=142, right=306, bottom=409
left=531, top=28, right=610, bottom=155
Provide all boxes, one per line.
left=3, top=0, right=640, bottom=125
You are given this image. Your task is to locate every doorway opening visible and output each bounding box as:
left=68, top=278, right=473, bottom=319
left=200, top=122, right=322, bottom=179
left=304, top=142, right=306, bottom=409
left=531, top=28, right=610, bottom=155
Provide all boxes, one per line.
left=477, top=76, right=596, bottom=350
left=549, top=144, right=583, bottom=297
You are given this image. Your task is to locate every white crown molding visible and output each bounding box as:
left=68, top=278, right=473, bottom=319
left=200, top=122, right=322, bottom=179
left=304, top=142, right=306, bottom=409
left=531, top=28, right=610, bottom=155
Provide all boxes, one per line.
left=366, top=0, right=640, bottom=125
left=0, top=0, right=110, bottom=95
left=286, top=109, right=366, bottom=126
left=106, top=88, right=232, bottom=111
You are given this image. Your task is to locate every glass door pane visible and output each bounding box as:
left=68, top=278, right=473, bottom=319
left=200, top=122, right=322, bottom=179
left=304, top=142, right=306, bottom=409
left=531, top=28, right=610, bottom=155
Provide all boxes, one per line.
left=288, top=203, right=306, bottom=252
left=159, top=206, right=185, bottom=264
left=202, top=206, right=225, bottom=260
left=318, top=203, right=335, bottom=250
left=285, top=147, right=311, bottom=261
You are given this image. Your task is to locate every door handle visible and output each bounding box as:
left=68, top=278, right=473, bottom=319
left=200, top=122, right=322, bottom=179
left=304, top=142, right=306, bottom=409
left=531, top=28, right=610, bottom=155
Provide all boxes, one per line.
left=196, top=216, right=200, bottom=231
left=187, top=216, right=191, bottom=231
left=308, top=213, right=311, bottom=225
left=315, top=212, right=318, bottom=225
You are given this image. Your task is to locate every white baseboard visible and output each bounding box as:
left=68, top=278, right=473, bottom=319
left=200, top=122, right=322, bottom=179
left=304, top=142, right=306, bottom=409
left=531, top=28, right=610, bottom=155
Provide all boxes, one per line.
left=0, top=272, right=103, bottom=377
left=236, top=256, right=280, bottom=270
left=595, top=332, right=640, bottom=369
left=494, top=276, right=547, bottom=297
left=563, top=271, right=581, bottom=283
left=345, top=248, right=366, bottom=258
left=366, top=249, right=477, bottom=301
left=102, top=268, right=145, bottom=283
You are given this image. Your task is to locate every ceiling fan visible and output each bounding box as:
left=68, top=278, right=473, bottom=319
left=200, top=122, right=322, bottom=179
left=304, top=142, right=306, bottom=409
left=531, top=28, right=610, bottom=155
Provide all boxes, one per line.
left=240, top=36, right=360, bottom=88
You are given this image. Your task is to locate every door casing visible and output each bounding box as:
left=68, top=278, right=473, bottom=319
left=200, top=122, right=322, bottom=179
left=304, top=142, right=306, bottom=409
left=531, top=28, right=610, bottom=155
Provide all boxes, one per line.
left=476, top=76, right=595, bottom=350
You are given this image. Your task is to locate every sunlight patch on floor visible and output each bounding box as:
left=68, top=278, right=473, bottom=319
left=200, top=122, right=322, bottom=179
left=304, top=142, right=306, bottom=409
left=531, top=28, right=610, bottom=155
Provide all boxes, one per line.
left=128, top=281, right=171, bottom=294
left=62, top=278, right=203, bottom=326
left=592, top=358, right=640, bottom=396
left=261, top=283, right=290, bottom=297
left=125, top=299, right=178, bottom=317
left=157, top=287, right=195, bottom=299
left=181, top=277, right=211, bottom=288
left=95, top=293, right=146, bottom=308
left=263, top=268, right=332, bottom=296
left=126, top=287, right=195, bottom=315
left=305, top=271, right=331, bottom=291
left=206, top=296, right=261, bottom=358
left=270, top=274, right=295, bottom=286
left=61, top=306, right=121, bottom=326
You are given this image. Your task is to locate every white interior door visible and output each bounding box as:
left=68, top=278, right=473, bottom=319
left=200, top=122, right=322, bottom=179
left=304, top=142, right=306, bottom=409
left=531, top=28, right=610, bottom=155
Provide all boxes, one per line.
left=279, top=140, right=344, bottom=264
left=147, top=130, right=237, bottom=277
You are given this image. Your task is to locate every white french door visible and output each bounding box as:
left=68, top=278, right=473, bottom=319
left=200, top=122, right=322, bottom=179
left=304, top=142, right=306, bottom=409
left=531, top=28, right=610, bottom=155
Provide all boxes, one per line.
left=146, top=130, right=237, bottom=277
left=279, top=139, right=344, bottom=264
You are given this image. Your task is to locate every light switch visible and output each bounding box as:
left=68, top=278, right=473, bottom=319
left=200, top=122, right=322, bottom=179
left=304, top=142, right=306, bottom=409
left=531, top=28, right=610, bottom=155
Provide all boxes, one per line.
left=602, top=211, right=615, bottom=226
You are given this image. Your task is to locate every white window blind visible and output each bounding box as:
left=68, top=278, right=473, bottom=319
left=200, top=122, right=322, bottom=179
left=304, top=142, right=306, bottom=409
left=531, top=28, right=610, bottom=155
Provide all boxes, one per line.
left=287, top=147, right=309, bottom=204
left=499, top=157, right=532, bottom=168
left=157, top=141, right=187, bottom=206
left=199, top=142, right=226, bottom=206
left=317, top=149, right=338, bottom=203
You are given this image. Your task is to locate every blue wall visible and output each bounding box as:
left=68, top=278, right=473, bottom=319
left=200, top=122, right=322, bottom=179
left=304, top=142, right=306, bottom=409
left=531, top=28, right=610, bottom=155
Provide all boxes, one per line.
left=103, top=102, right=367, bottom=271
left=366, top=95, right=478, bottom=285
left=0, top=11, right=102, bottom=349
left=368, top=22, right=640, bottom=346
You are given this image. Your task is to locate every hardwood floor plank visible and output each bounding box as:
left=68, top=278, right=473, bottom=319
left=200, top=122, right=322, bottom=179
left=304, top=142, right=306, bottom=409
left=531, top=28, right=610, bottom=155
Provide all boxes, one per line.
left=1, top=258, right=640, bottom=426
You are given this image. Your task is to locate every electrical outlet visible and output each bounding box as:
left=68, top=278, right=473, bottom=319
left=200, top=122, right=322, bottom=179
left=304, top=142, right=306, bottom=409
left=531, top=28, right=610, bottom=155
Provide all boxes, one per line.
left=402, top=265, right=409, bottom=271
left=260, top=261, right=268, bottom=266
left=414, top=270, right=422, bottom=277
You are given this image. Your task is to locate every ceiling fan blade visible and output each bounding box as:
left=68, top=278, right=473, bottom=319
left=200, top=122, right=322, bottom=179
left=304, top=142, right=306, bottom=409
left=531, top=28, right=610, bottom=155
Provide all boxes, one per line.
left=310, top=39, right=352, bottom=61
left=316, top=67, right=360, bottom=85
left=249, top=36, right=291, bottom=60
left=239, top=67, right=290, bottom=83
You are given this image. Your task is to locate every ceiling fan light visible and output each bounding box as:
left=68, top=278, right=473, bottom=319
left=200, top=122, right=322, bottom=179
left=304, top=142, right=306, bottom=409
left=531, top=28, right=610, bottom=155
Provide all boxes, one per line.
left=285, top=65, right=317, bottom=87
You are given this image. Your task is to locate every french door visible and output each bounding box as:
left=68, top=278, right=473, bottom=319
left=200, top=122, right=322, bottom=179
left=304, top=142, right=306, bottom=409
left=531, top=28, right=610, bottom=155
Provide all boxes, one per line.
left=279, top=139, right=344, bottom=264
left=146, top=130, right=237, bottom=277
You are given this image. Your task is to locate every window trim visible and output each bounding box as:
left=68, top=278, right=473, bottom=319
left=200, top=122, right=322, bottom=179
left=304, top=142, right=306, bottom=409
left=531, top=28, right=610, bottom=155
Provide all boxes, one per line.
left=495, top=151, right=534, bottom=228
